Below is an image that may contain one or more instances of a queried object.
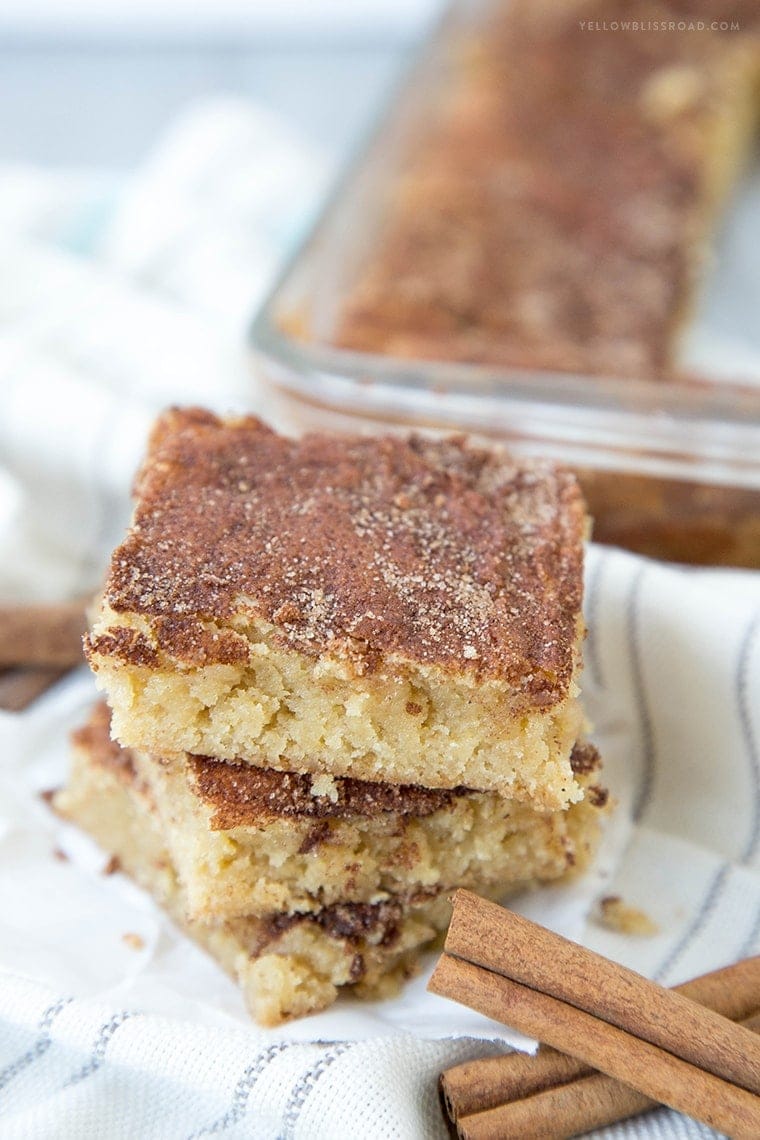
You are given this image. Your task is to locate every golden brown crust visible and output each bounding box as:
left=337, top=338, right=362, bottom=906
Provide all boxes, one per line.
left=87, top=408, right=587, bottom=701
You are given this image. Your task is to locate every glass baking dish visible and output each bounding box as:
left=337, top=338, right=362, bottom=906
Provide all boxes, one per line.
left=250, top=0, right=760, bottom=568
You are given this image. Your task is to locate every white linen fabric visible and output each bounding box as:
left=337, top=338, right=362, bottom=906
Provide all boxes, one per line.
left=1, top=100, right=759, bottom=1139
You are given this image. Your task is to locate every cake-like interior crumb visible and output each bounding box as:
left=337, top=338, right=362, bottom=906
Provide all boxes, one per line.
left=73, top=703, right=606, bottom=924
left=94, top=619, right=586, bottom=808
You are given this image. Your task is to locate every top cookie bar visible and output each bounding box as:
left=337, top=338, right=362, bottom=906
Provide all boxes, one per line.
left=86, top=408, right=588, bottom=806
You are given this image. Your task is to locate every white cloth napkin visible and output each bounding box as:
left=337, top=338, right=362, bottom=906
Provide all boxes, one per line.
left=1, top=99, right=760, bottom=1139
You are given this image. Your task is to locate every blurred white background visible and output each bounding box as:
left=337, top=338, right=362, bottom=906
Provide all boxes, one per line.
left=0, top=0, right=443, bottom=171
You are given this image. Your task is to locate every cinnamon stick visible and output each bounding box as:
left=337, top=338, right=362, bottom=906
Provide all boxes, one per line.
left=429, top=953, right=760, bottom=1137
left=0, top=666, right=69, bottom=711
left=443, top=889, right=760, bottom=1095
left=0, top=599, right=87, bottom=668
left=440, top=954, right=760, bottom=1120
left=441, top=1049, right=587, bottom=1123
left=454, top=1013, right=760, bottom=1140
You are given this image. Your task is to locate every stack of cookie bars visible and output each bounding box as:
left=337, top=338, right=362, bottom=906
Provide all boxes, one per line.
left=56, top=408, right=607, bottom=1025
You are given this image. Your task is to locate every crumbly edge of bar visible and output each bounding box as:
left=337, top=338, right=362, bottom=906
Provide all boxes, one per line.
left=52, top=747, right=453, bottom=1025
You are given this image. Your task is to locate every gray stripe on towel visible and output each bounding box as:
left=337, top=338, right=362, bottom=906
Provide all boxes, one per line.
left=653, top=862, right=731, bottom=985
left=188, top=1042, right=290, bottom=1137
left=64, top=1010, right=134, bottom=1087
left=281, top=1042, right=352, bottom=1140
left=584, top=548, right=608, bottom=691
left=737, top=612, right=760, bottom=863
left=627, top=565, right=656, bottom=822
left=0, top=996, right=73, bottom=1093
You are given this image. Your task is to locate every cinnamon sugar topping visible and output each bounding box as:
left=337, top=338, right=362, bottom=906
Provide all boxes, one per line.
left=188, top=754, right=466, bottom=829
left=569, top=741, right=601, bottom=778
left=90, top=409, right=586, bottom=699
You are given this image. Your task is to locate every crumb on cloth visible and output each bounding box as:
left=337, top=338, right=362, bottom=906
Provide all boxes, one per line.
left=122, top=932, right=145, bottom=951
left=596, top=895, right=659, bottom=936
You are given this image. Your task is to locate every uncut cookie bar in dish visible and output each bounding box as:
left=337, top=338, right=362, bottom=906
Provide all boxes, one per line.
left=336, top=0, right=760, bottom=378
left=86, top=408, right=589, bottom=808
